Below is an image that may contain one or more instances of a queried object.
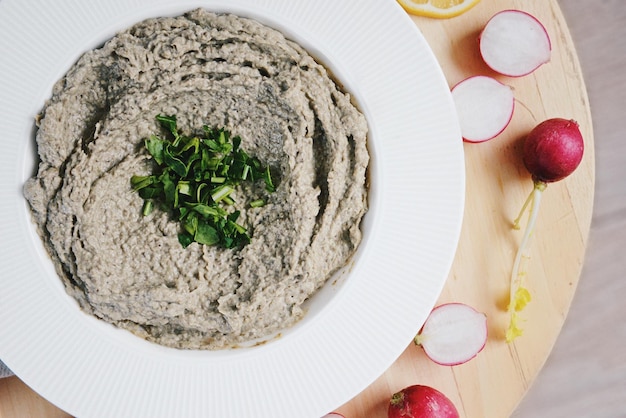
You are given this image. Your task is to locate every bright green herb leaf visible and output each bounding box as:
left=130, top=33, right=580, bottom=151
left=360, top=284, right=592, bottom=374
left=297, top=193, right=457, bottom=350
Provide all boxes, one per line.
left=163, top=147, right=188, bottom=177
left=145, top=135, right=165, bottom=165
left=195, top=221, right=220, bottom=246
left=189, top=203, right=226, bottom=219
left=178, top=232, right=194, bottom=248
left=156, top=114, right=179, bottom=142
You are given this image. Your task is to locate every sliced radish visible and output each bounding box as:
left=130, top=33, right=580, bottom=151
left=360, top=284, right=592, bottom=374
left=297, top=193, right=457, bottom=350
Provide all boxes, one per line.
left=479, top=9, right=551, bottom=77
left=414, top=303, right=487, bottom=366
left=321, top=414, right=345, bottom=418
left=451, top=75, right=515, bottom=143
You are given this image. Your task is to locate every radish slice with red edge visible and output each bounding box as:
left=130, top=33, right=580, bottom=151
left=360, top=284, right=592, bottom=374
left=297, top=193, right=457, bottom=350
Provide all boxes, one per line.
left=321, top=414, right=345, bottom=418
left=451, top=75, right=515, bottom=143
left=479, top=9, right=551, bottom=77
left=414, top=303, right=487, bottom=366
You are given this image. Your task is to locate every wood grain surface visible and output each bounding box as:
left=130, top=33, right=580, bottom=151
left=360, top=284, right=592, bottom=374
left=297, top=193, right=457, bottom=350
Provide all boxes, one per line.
left=514, top=1, right=626, bottom=417
left=1, top=0, right=622, bottom=417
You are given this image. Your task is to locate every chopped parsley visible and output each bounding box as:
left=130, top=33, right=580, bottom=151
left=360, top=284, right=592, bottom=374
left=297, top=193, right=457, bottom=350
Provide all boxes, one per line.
left=131, top=114, right=275, bottom=249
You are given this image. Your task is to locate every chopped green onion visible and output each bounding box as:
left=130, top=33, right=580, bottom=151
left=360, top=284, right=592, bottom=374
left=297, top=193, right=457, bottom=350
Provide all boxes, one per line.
left=131, top=115, right=277, bottom=249
left=142, top=200, right=154, bottom=216
left=250, top=199, right=265, bottom=208
left=211, top=184, right=234, bottom=203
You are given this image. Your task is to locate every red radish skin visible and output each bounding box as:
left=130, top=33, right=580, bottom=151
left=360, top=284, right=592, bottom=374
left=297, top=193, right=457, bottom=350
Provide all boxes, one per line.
left=506, top=118, right=584, bottom=342
left=414, top=303, right=487, bottom=366
left=523, top=119, right=584, bottom=183
left=479, top=10, right=551, bottom=77
left=321, top=414, right=345, bottom=418
left=388, top=385, right=459, bottom=418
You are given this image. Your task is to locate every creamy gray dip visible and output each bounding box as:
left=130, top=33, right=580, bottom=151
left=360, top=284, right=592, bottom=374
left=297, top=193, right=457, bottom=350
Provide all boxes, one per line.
left=24, top=9, right=369, bottom=350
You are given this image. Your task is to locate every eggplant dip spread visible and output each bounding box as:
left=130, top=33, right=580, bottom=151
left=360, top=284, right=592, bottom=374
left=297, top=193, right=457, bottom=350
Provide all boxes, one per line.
left=23, top=9, right=369, bottom=350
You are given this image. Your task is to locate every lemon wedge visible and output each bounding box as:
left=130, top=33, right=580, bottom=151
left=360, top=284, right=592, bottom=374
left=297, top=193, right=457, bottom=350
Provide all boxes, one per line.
left=397, top=0, right=481, bottom=18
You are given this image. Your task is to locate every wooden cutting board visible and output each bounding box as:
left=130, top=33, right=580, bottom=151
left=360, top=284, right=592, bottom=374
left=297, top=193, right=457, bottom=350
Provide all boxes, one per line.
left=336, top=0, right=594, bottom=417
left=0, top=0, right=593, bottom=417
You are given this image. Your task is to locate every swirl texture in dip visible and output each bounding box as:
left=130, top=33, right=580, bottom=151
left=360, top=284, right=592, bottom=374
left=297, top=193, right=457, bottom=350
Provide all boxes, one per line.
left=24, top=9, right=369, bottom=349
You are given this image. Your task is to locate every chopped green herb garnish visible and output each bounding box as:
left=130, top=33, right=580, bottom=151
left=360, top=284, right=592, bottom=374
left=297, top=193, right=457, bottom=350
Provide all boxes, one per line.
left=132, top=115, right=275, bottom=249
left=249, top=199, right=265, bottom=208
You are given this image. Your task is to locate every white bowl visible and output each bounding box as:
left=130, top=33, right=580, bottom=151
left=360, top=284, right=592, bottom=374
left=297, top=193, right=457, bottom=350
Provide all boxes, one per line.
left=0, top=1, right=465, bottom=417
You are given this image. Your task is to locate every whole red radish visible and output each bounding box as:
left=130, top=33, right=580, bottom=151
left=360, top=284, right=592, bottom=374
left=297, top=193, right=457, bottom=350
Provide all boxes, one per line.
left=388, top=385, right=459, bottom=418
left=506, top=118, right=584, bottom=342
left=523, top=118, right=584, bottom=183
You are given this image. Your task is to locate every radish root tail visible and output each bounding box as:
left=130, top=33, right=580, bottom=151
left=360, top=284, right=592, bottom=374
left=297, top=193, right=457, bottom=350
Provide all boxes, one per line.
left=506, top=181, right=546, bottom=342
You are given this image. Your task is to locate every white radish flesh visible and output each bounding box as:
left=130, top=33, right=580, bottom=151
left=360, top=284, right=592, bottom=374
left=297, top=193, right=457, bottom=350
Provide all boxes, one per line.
left=415, top=303, right=487, bottom=366
left=451, top=75, right=515, bottom=143
left=479, top=9, right=551, bottom=77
